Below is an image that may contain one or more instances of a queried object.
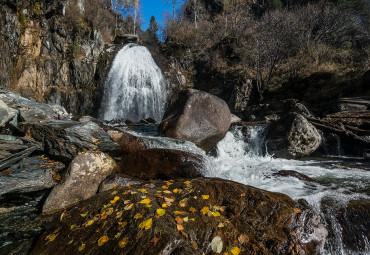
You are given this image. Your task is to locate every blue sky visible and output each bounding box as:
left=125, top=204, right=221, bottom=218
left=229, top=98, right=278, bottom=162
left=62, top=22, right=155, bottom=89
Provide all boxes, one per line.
left=139, top=0, right=182, bottom=30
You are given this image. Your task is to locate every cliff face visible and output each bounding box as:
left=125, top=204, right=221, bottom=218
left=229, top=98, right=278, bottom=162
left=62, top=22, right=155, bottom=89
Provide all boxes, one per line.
left=0, top=0, right=117, bottom=117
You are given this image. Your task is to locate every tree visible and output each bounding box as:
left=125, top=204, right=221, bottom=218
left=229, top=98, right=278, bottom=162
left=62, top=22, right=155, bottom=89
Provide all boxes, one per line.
left=163, top=0, right=182, bottom=20
left=147, top=16, right=159, bottom=43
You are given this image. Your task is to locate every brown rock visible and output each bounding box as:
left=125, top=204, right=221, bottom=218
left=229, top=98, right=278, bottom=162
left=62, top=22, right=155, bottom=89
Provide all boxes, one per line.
left=116, top=148, right=204, bottom=180
left=107, top=130, right=148, bottom=154
left=159, top=89, right=231, bottom=152
left=31, top=178, right=326, bottom=255
left=42, top=151, right=117, bottom=215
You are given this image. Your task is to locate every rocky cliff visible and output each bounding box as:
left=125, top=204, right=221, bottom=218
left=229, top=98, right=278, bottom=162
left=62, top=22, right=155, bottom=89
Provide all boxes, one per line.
left=0, top=0, right=119, bottom=117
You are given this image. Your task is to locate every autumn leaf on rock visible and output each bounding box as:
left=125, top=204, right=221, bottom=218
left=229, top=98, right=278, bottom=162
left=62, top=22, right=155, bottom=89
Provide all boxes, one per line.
left=118, top=237, right=129, bottom=248
left=156, top=208, right=166, bottom=216
left=177, top=224, right=184, bottom=231
left=78, top=243, right=86, bottom=252
left=139, top=198, right=151, bottom=204
left=189, top=207, right=197, bottom=213
left=85, top=219, right=94, bottom=227
left=231, top=247, right=240, bottom=255
left=174, top=211, right=185, bottom=215
left=47, top=233, right=59, bottom=243
left=98, top=236, right=109, bottom=246
left=150, top=237, right=160, bottom=244
left=211, top=236, right=223, bottom=253
left=175, top=216, right=183, bottom=224
left=201, top=207, right=210, bottom=215
left=124, top=203, right=134, bottom=210
left=202, top=195, right=209, bottom=200
left=118, top=221, right=128, bottom=229
left=213, top=212, right=221, bottom=217
left=134, top=213, right=143, bottom=219
left=138, top=218, right=153, bottom=230
left=238, top=234, right=249, bottom=244
left=294, top=208, right=302, bottom=213
left=110, top=196, right=120, bottom=204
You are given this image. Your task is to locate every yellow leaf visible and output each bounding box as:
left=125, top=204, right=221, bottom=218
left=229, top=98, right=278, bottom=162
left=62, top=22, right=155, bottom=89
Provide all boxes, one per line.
left=60, top=212, right=66, bottom=221
left=230, top=247, right=240, bottom=255
left=80, top=212, right=88, bottom=217
left=156, top=208, right=166, bottom=216
left=173, top=188, right=179, bottom=193
left=100, top=211, right=107, bottom=220
left=213, top=212, right=221, bottom=217
left=202, top=195, right=209, bottom=200
left=184, top=181, right=191, bottom=184
left=164, top=197, right=175, bottom=202
left=70, top=224, right=76, bottom=230
left=189, top=207, right=197, bottom=213
left=140, top=189, right=148, bottom=193
left=201, top=207, right=210, bottom=215
left=218, top=222, right=225, bottom=228
left=106, top=207, right=114, bottom=215
left=179, top=201, right=187, bottom=207
left=134, top=213, right=143, bottom=219
left=162, top=203, right=168, bottom=208
left=174, top=211, right=185, bottom=215
left=138, top=218, right=153, bottom=230
left=118, top=221, right=128, bottom=229
left=110, top=196, right=120, bottom=204
left=115, top=233, right=122, bottom=239
left=119, top=237, right=129, bottom=248
left=85, top=219, right=94, bottom=227
left=111, top=190, right=118, bottom=195
left=98, top=236, right=109, bottom=246
left=241, top=193, right=246, bottom=197
left=127, top=182, right=130, bottom=188
left=163, top=190, right=172, bottom=194
left=78, top=243, right=86, bottom=252
left=124, top=203, right=134, bottom=210
left=162, top=185, right=168, bottom=189
left=145, top=204, right=152, bottom=208
left=294, top=208, right=302, bottom=214
left=124, top=200, right=130, bottom=205
left=177, top=224, right=184, bottom=231
left=48, top=233, right=59, bottom=242
left=116, top=211, right=123, bottom=219
left=183, top=217, right=189, bottom=222
left=139, top=198, right=151, bottom=204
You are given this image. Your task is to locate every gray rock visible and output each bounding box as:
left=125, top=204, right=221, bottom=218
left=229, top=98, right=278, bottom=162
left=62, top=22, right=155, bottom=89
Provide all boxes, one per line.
left=159, top=89, right=231, bottom=152
left=266, top=113, right=322, bottom=159
left=20, top=120, right=121, bottom=162
left=42, top=151, right=117, bottom=214
left=98, top=174, right=143, bottom=193
left=114, top=34, right=139, bottom=44
left=230, top=114, right=242, bottom=124
left=337, top=97, right=370, bottom=112
left=0, top=156, right=64, bottom=196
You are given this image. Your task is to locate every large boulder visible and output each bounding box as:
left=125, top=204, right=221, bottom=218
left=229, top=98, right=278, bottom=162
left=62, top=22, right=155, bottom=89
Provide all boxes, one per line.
left=107, top=130, right=149, bottom=154
left=116, top=148, right=204, bottom=180
left=21, top=120, right=121, bottom=163
left=266, top=113, right=322, bottom=159
left=42, top=151, right=117, bottom=215
left=31, top=178, right=327, bottom=255
left=159, top=89, right=231, bottom=152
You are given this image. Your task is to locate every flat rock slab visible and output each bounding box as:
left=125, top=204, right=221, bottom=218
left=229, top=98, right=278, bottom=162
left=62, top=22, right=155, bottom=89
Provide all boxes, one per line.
left=0, top=156, right=64, bottom=196
left=31, top=178, right=326, bottom=255
left=21, top=120, right=121, bottom=162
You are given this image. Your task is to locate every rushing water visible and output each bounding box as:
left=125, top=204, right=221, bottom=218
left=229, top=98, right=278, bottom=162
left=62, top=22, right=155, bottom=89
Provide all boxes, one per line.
left=130, top=125, right=369, bottom=254
left=99, top=44, right=166, bottom=123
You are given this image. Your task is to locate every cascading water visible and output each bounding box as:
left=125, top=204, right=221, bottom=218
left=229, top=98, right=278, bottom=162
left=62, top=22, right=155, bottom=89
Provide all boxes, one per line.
left=99, top=43, right=166, bottom=123
left=129, top=125, right=370, bottom=254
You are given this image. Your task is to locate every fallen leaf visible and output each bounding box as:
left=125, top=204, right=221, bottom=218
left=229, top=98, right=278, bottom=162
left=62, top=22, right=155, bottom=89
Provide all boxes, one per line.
left=116, top=211, right=123, bottom=219
left=173, top=189, right=179, bottom=193
left=294, top=208, right=302, bottom=214
left=192, top=241, right=198, bottom=250
left=238, top=234, right=249, bottom=244
left=156, top=208, right=166, bottom=216
left=85, top=219, right=95, bottom=227
left=162, top=203, right=168, bottom=208
left=174, top=211, right=185, bottom=215
left=162, top=185, right=168, bottom=189
left=100, top=211, right=107, bottom=220
left=189, top=207, right=197, bottom=213
left=110, top=196, right=120, bottom=204
left=150, top=237, right=160, bottom=243
left=124, top=200, right=130, bottom=205
left=80, top=212, right=88, bottom=217
left=177, top=224, right=184, bottom=231
left=115, top=233, right=122, bottom=239
left=230, top=247, right=240, bottom=255
left=140, top=188, right=148, bottom=193
left=218, top=222, right=225, bottom=228
left=184, top=181, right=191, bottom=184
left=241, top=193, right=246, bottom=197
left=175, top=216, right=183, bottom=224
left=163, top=190, right=172, bottom=194
left=183, top=217, right=189, bottom=222
left=78, top=243, right=86, bottom=252
left=60, top=212, right=66, bottom=221
left=70, top=224, right=76, bottom=230
left=118, top=237, right=129, bottom=248
left=202, top=195, right=210, bottom=200
left=111, top=191, right=118, bottom=195
left=164, top=197, right=175, bottom=203
left=138, top=218, right=153, bottom=230
left=211, top=236, right=223, bottom=253
left=98, top=236, right=109, bottom=246
left=134, top=213, right=143, bottom=219
left=118, top=221, right=128, bottom=229
left=201, top=207, right=210, bottom=215
left=213, top=212, right=221, bottom=217
left=139, top=198, right=151, bottom=204
left=106, top=207, right=114, bottom=216
left=48, top=233, right=59, bottom=242
left=124, top=203, right=134, bottom=210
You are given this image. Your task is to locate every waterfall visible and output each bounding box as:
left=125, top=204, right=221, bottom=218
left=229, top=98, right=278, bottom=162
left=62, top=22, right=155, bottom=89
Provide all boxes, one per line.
left=99, top=44, right=166, bottom=123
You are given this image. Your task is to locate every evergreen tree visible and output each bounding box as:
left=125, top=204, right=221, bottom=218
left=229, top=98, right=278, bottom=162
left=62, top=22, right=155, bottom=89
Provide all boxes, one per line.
left=147, top=16, right=159, bottom=44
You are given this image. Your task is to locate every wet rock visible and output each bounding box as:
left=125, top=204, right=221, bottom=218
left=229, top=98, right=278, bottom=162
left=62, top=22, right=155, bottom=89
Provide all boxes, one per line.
left=266, top=113, right=322, bottom=159
left=0, top=88, right=71, bottom=123
left=31, top=178, right=326, bottom=255
left=337, top=97, right=370, bottom=112
left=0, top=156, right=64, bottom=196
left=321, top=198, right=370, bottom=253
left=21, top=120, right=121, bottom=163
left=0, top=190, right=48, bottom=255
left=125, top=119, right=136, bottom=125
left=273, top=170, right=320, bottom=184
left=159, top=89, right=231, bottom=152
left=98, top=174, right=144, bottom=193
left=107, top=130, right=148, bottom=154
left=0, top=137, right=43, bottom=171
left=116, top=149, right=204, bottom=180
left=42, top=151, right=117, bottom=215
left=230, top=114, right=242, bottom=124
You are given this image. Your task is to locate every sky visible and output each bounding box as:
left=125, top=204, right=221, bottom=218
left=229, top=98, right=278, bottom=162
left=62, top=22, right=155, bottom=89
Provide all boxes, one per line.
left=139, top=0, right=182, bottom=30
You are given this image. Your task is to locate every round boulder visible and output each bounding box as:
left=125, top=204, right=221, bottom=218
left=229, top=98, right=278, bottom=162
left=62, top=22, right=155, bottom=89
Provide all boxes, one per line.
left=42, top=151, right=117, bottom=214
left=266, top=113, right=322, bottom=159
left=159, top=89, right=231, bottom=152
